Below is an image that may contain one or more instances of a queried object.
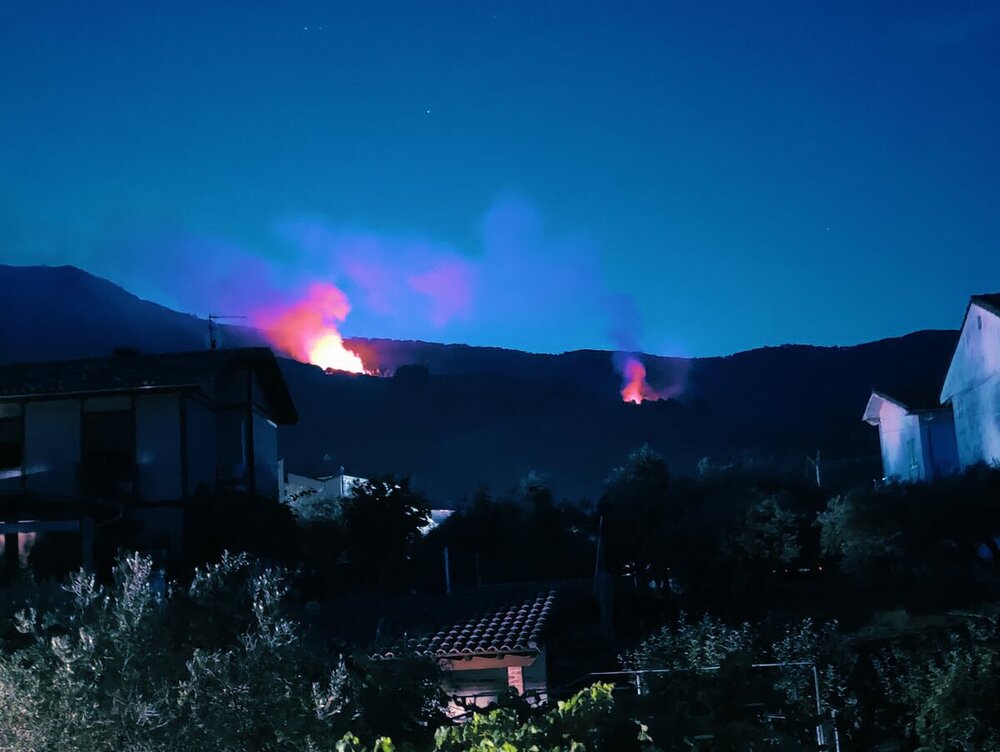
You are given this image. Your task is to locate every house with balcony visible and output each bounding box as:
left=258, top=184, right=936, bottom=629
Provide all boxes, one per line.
left=0, top=347, right=297, bottom=576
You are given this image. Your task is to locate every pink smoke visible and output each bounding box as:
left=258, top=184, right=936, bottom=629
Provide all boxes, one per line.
left=252, top=282, right=364, bottom=373
left=615, top=353, right=684, bottom=404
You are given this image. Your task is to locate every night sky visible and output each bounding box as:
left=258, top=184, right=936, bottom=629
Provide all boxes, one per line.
left=1, top=1, right=998, bottom=356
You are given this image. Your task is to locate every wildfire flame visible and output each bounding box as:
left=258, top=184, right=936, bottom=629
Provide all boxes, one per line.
left=619, top=355, right=678, bottom=404
left=256, top=283, right=365, bottom=373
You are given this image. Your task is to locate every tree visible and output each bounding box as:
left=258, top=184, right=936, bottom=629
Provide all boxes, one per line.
left=598, top=446, right=673, bottom=583
left=0, top=552, right=442, bottom=752
left=339, top=476, right=432, bottom=593
left=621, top=612, right=755, bottom=673
left=724, top=492, right=802, bottom=566
left=432, top=683, right=653, bottom=752
left=873, top=615, right=1000, bottom=751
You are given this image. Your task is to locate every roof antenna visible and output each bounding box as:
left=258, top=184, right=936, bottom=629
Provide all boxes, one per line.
left=208, top=314, right=247, bottom=350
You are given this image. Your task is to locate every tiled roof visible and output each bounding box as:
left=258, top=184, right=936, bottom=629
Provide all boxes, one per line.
left=382, top=590, right=556, bottom=659
left=0, top=348, right=297, bottom=423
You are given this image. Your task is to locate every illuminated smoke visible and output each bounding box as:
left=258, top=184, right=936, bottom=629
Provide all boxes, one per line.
left=616, top=354, right=681, bottom=404
left=253, top=283, right=365, bottom=373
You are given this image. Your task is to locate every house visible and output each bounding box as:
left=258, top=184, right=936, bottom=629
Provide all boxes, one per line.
left=940, top=294, right=1000, bottom=470
left=862, top=389, right=959, bottom=482
left=386, top=588, right=556, bottom=716
left=0, top=347, right=297, bottom=575
left=317, top=586, right=558, bottom=716
left=281, top=468, right=454, bottom=531
left=281, top=468, right=366, bottom=520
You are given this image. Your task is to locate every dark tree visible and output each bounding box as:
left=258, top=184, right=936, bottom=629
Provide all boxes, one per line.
left=339, top=475, right=431, bottom=593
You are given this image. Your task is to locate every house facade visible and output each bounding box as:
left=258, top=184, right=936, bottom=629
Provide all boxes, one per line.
left=862, top=390, right=959, bottom=482
left=940, top=294, right=1000, bottom=470
left=0, top=348, right=297, bottom=576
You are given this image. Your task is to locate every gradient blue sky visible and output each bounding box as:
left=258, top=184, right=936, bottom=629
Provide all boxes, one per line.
left=1, top=1, right=998, bottom=356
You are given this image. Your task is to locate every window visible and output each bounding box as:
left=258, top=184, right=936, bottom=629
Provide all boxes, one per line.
left=80, top=408, right=136, bottom=498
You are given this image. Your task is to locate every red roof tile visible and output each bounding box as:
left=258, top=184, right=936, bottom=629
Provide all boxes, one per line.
left=376, top=590, right=555, bottom=660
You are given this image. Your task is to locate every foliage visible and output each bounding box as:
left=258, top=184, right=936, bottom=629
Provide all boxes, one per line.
left=339, top=475, right=432, bottom=593
left=0, top=552, right=441, bottom=752
left=599, top=446, right=673, bottom=582
left=0, top=553, right=178, bottom=752
left=621, top=613, right=755, bottom=673
left=873, top=614, right=1000, bottom=751
left=345, top=656, right=449, bottom=747
left=421, top=481, right=595, bottom=588
left=768, top=618, right=857, bottom=744
left=619, top=614, right=862, bottom=749
left=433, top=683, right=625, bottom=752
left=816, top=490, right=906, bottom=574
left=184, top=491, right=300, bottom=569
left=723, top=492, right=801, bottom=565
left=818, top=467, right=1000, bottom=580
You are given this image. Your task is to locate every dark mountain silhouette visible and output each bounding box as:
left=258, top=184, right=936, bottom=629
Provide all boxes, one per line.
left=0, top=264, right=959, bottom=502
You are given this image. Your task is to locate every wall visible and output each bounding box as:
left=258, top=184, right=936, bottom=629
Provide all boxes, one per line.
left=920, top=411, right=960, bottom=479
left=23, top=400, right=81, bottom=496
left=441, top=651, right=548, bottom=716
left=943, top=304, right=1000, bottom=469
left=135, top=393, right=182, bottom=501
left=876, top=401, right=923, bottom=482
left=216, top=408, right=246, bottom=483
left=253, top=410, right=279, bottom=498
left=952, top=374, right=1000, bottom=469
left=185, top=397, right=218, bottom=495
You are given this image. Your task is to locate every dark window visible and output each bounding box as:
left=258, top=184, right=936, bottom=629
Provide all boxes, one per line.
left=0, top=417, right=23, bottom=471
left=80, top=410, right=136, bottom=498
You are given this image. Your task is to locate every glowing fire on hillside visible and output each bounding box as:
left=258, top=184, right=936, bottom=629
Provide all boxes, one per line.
left=256, top=283, right=365, bottom=373
left=618, top=354, right=679, bottom=404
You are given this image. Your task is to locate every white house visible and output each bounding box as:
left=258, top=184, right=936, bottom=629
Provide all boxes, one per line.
left=282, top=469, right=366, bottom=520
left=862, top=389, right=959, bottom=482
left=281, top=468, right=454, bottom=532
left=0, top=348, right=297, bottom=575
left=940, top=293, right=1000, bottom=469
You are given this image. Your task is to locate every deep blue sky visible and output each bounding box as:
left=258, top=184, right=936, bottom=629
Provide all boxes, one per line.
left=1, top=1, right=998, bottom=356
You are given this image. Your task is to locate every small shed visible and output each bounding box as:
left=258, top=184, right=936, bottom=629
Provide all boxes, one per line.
left=863, top=389, right=959, bottom=482
left=319, top=586, right=557, bottom=716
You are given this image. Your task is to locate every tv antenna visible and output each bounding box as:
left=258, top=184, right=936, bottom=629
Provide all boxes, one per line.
left=207, top=314, right=247, bottom=350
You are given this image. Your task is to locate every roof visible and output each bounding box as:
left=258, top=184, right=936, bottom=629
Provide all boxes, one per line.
left=0, top=348, right=297, bottom=424
left=872, top=386, right=946, bottom=412
left=863, top=388, right=951, bottom=424
left=971, top=293, right=1000, bottom=318
left=941, top=293, right=1000, bottom=403
left=394, top=590, right=555, bottom=659
left=316, top=586, right=557, bottom=660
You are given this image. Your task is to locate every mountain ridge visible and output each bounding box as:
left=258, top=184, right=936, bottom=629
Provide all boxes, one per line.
left=0, top=264, right=960, bottom=500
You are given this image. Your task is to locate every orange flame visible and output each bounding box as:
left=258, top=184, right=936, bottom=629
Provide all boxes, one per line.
left=257, top=283, right=365, bottom=373
left=620, top=356, right=676, bottom=404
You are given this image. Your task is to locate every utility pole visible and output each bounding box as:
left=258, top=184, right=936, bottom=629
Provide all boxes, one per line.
left=807, top=450, right=822, bottom=488
left=207, top=314, right=247, bottom=350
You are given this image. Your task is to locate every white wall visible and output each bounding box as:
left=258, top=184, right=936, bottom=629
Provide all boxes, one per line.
left=23, top=400, right=81, bottom=496
left=952, top=375, right=1000, bottom=469
left=943, top=304, right=1000, bottom=469
left=135, top=394, right=182, bottom=501
left=876, top=401, right=923, bottom=482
